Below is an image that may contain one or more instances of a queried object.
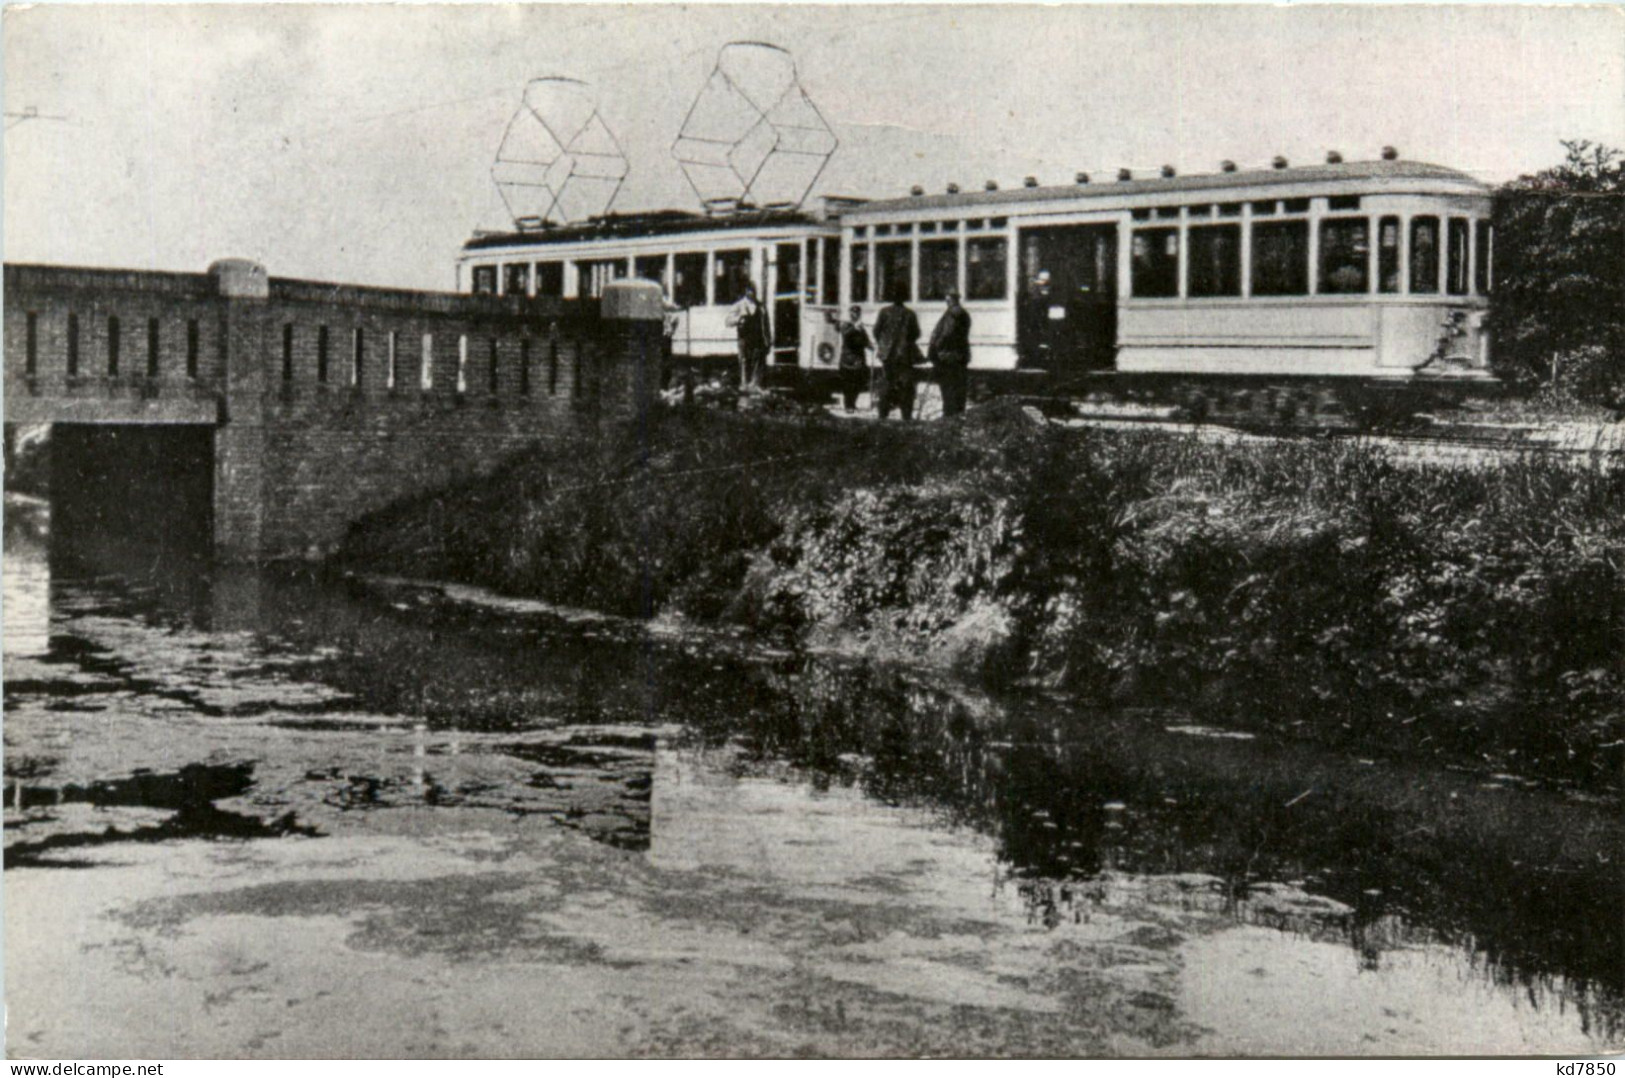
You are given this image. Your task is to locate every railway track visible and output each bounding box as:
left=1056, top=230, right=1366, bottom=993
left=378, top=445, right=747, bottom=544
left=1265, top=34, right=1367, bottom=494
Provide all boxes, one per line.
left=1047, top=407, right=1625, bottom=467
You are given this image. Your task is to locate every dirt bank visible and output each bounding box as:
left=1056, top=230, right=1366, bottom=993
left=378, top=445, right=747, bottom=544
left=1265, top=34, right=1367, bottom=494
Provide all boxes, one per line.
left=336, top=404, right=1625, bottom=793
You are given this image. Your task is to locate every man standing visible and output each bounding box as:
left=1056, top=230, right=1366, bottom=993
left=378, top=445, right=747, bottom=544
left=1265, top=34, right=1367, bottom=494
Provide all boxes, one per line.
left=726, top=281, right=771, bottom=390
left=927, top=289, right=972, bottom=418
left=836, top=305, right=873, bottom=413
left=872, top=286, right=921, bottom=421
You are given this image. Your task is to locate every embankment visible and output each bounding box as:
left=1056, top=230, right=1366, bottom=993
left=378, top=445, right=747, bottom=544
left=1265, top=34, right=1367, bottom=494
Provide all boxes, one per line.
left=335, top=404, right=1625, bottom=792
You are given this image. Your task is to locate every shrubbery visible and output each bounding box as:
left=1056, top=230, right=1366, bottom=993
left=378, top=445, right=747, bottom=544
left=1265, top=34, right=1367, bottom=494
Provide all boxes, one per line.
left=1491, top=140, right=1625, bottom=409
left=338, top=406, right=1625, bottom=791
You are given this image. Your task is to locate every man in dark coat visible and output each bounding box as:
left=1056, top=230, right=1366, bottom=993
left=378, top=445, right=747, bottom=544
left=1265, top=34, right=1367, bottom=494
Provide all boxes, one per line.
left=872, top=288, right=920, bottom=420
left=835, top=305, right=873, bottom=413
left=927, top=290, right=972, bottom=418
left=726, top=281, right=771, bottom=390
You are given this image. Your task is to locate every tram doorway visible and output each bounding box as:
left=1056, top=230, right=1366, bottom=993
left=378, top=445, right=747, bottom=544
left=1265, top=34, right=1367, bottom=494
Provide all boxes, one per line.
left=1017, top=224, right=1118, bottom=380
left=770, top=242, right=802, bottom=366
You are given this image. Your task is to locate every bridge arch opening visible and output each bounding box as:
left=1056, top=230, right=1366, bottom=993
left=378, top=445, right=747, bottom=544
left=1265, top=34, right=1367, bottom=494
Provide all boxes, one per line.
left=45, top=423, right=216, bottom=571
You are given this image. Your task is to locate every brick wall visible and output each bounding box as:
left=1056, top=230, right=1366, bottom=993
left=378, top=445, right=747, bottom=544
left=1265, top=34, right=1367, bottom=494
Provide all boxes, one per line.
left=4, top=261, right=661, bottom=561
left=3, top=263, right=226, bottom=424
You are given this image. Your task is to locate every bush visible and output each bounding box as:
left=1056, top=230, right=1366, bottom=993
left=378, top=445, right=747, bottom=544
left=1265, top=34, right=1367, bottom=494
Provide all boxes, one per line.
left=337, top=407, right=1625, bottom=791
left=1491, top=140, right=1625, bottom=408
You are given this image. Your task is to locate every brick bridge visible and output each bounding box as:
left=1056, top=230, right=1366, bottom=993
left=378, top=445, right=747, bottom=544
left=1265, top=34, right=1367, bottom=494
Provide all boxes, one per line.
left=3, top=260, right=662, bottom=561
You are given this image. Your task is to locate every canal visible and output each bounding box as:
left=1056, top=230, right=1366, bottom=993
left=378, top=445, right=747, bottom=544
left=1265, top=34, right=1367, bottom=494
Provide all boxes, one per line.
left=4, top=495, right=1621, bottom=1057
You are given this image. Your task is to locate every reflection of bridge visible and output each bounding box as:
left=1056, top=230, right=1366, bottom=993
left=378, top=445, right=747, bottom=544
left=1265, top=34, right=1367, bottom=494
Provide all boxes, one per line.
left=4, top=261, right=662, bottom=560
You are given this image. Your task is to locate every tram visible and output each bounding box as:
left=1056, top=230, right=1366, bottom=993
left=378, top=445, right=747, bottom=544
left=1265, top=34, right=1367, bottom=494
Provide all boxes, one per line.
left=832, top=152, right=1496, bottom=418
left=459, top=153, right=1497, bottom=421
left=458, top=198, right=854, bottom=372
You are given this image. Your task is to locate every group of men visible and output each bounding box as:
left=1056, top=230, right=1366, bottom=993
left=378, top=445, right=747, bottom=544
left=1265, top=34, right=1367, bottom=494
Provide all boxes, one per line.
left=717, top=281, right=973, bottom=420
left=848, top=288, right=972, bottom=420
left=728, top=285, right=966, bottom=420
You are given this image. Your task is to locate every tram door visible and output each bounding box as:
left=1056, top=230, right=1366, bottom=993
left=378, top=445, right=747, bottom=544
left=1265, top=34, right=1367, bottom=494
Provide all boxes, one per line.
left=1017, top=224, right=1118, bottom=378
left=770, top=243, right=802, bottom=365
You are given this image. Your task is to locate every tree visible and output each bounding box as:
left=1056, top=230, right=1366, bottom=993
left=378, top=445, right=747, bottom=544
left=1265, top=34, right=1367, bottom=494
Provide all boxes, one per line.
left=1489, top=141, right=1625, bottom=408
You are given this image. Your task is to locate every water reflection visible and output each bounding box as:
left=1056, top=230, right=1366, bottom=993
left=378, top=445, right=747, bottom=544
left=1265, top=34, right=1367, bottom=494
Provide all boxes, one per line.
left=4, top=505, right=1621, bottom=1053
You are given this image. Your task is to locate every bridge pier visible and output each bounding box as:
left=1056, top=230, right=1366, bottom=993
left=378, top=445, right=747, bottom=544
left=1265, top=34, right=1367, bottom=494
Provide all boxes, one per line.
left=210, top=259, right=272, bottom=562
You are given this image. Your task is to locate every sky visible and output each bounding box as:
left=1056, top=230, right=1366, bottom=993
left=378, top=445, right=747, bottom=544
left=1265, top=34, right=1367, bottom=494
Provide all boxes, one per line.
left=5, top=3, right=1623, bottom=291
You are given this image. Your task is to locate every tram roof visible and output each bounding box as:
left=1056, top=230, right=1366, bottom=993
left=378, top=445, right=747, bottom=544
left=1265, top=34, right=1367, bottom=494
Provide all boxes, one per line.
left=464, top=207, right=830, bottom=251
left=847, top=160, right=1490, bottom=216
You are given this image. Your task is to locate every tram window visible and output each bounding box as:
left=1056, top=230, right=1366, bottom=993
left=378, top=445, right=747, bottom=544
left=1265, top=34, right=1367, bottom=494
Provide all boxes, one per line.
left=965, top=219, right=985, bottom=231
left=1131, top=208, right=1152, bottom=221
left=1328, top=195, right=1361, bottom=211
left=503, top=263, right=530, bottom=296
left=1378, top=216, right=1402, bottom=294
left=1447, top=217, right=1470, bottom=295
left=966, top=237, right=1007, bottom=300
left=876, top=241, right=913, bottom=302
left=1252, top=220, right=1310, bottom=296
left=317, top=325, right=329, bottom=383
left=1410, top=216, right=1440, bottom=294
left=806, top=239, right=820, bottom=302
left=875, top=224, right=893, bottom=237
left=1319, top=218, right=1370, bottom=294
left=714, top=249, right=752, bottom=306
left=1189, top=204, right=1215, bottom=218
left=535, top=262, right=564, bottom=298
left=1252, top=200, right=1278, bottom=216
left=920, top=222, right=938, bottom=234
left=850, top=244, right=871, bottom=303
left=279, top=324, right=293, bottom=382
left=898, top=223, right=914, bottom=235
left=673, top=252, right=707, bottom=307
left=1187, top=224, right=1241, bottom=297
left=1218, top=202, right=1244, bottom=217
left=990, top=217, right=1008, bottom=228
left=853, top=226, right=867, bottom=238
left=821, top=238, right=841, bottom=308
left=1131, top=228, right=1180, bottom=298
left=776, top=243, right=801, bottom=296
left=940, top=220, right=959, bottom=233
left=1475, top=221, right=1492, bottom=294
left=578, top=258, right=628, bottom=300
left=920, top=239, right=959, bottom=301
left=1283, top=198, right=1311, bottom=214
left=1155, top=206, right=1180, bottom=220
left=472, top=265, right=497, bottom=295
left=634, top=254, right=668, bottom=289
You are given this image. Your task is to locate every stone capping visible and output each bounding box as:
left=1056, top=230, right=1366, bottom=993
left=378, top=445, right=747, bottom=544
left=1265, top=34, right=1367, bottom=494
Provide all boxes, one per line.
left=209, top=259, right=270, bottom=299
left=2, top=263, right=598, bottom=323
left=269, top=276, right=588, bottom=321
left=4, top=263, right=215, bottom=299
left=600, top=278, right=665, bottom=321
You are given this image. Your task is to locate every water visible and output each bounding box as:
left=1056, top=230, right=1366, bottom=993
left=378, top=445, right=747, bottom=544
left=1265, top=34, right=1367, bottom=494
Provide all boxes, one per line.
left=5, top=499, right=1622, bottom=1057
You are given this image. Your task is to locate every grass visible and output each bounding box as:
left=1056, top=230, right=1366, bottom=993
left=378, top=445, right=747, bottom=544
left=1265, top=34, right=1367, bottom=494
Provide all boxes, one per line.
left=337, top=402, right=1625, bottom=792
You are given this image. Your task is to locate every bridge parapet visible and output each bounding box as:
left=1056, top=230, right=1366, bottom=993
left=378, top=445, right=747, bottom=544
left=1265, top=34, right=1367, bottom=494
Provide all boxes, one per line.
left=5, top=263, right=229, bottom=424
left=5, top=259, right=662, bottom=560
